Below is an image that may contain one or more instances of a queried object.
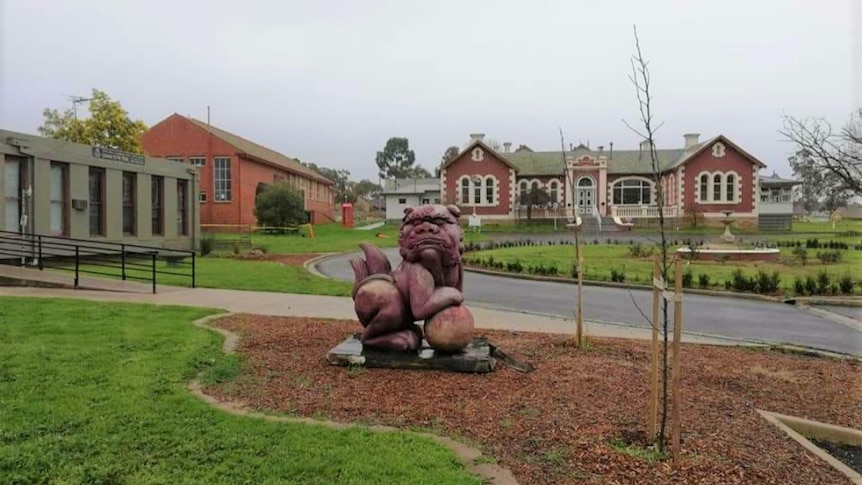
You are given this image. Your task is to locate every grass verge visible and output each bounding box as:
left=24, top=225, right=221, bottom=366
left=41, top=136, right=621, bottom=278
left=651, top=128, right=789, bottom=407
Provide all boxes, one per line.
left=0, top=297, right=479, bottom=485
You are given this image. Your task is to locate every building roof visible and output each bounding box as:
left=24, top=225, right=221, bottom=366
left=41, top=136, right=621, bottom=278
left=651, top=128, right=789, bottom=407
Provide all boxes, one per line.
left=381, top=178, right=440, bottom=195
left=759, top=174, right=800, bottom=186
left=501, top=146, right=687, bottom=175
left=179, top=115, right=333, bottom=185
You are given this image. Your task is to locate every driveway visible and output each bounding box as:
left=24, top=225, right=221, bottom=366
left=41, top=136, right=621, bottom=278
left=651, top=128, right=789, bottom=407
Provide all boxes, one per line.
left=317, top=248, right=862, bottom=356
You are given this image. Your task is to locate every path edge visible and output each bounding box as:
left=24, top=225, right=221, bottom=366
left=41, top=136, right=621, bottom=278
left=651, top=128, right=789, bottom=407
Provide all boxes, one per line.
left=187, top=313, right=520, bottom=485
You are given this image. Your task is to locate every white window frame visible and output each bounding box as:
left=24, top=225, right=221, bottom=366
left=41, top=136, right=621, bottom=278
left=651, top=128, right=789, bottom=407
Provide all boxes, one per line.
left=214, top=157, right=232, bottom=202
left=189, top=157, right=206, bottom=167
left=696, top=170, right=740, bottom=204
left=611, top=177, right=654, bottom=206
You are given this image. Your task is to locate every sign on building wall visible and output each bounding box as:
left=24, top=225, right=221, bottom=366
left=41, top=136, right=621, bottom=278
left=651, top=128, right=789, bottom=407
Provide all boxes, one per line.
left=91, top=147, right=145, bottom=166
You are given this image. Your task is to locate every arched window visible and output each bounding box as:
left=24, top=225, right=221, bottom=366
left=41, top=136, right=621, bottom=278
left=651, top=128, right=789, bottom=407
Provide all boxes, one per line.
left=612, top=178, right=652, bottom=205
left=548, top=180, right=559, bottom=202
left=577, top=177, right=593, bottom=188
left=712, top=174, right=722, bottom=202
left=531, top=181, right=540, bottom=191
left=460, top=178, right=470, bottom=204
left=473, top=177, right=482, bottom=204
left=485, top=176, right=495, bottom=204
left=725, top=174, right=735, bottom=202
left=519, top=180, right=528, bottom=195
left=699, top=174, right=709, bottom=202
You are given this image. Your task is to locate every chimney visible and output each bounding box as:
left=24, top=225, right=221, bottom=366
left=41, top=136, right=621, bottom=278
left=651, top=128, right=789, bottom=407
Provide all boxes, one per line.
left=597, top=145, right=604, bottom=153
left=683, top=133, right=700, bottom=150
left=503, top=142, right=512, bottom=153
left=469, top=133, right=485, bottom=142
left=609, top=141, right=614, bottom=159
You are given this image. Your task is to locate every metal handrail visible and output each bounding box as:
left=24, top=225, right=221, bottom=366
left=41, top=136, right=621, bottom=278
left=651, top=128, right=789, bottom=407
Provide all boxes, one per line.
left=0, top=230, right=196, bottom=293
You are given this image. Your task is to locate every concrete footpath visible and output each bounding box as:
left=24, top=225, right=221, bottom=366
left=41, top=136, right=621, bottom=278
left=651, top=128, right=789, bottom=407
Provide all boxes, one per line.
left=0, top=285, right=742, bottom=346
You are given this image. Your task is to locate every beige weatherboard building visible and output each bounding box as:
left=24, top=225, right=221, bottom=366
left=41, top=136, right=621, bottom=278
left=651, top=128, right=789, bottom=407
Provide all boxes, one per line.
left=1, top=130, right=199, bottom=250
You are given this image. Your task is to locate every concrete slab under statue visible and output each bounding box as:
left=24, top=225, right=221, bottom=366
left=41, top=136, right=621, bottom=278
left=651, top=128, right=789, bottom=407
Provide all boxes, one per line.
left=326, top=203, right=533, bottom=374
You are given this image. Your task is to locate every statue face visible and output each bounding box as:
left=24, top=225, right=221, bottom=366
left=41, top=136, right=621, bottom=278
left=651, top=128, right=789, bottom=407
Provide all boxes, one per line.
left=398, top=204, right=464, bottom=266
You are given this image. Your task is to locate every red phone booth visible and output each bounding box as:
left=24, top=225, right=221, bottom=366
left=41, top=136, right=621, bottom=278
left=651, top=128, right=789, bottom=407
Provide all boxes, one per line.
left=341, top=203, right=354, bottom=228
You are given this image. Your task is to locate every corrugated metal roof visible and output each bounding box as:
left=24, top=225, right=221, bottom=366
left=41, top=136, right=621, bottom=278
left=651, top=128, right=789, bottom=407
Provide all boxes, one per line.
left=501, top=146, right=685, bottom=175
left=181, top=115, right=333, bottom=185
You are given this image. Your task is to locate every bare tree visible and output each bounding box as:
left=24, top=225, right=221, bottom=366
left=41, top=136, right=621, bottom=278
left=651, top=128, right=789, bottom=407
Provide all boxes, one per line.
left=781, top=110, right=862, bottom=197
left=560, top=129, right=584, bottom=347
left=622, top=25, right=672, bottom=451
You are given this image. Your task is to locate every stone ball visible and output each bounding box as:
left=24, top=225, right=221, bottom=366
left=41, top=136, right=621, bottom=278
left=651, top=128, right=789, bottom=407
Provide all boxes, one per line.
left=424, top=305, right=474, bottom=353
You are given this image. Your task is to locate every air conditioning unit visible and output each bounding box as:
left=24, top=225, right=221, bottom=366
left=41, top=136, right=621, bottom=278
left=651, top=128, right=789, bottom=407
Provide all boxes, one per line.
left=71, top=199, right=88, bottom=211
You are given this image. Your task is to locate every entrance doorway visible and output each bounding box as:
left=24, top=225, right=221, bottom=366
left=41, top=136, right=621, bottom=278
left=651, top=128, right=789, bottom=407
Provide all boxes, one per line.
left=576, top=177, right=595, bottom=214
left=4, top=159, right=22, bottom=232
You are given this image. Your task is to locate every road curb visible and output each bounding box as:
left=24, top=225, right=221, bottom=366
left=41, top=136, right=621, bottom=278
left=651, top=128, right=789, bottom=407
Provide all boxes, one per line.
left=188, top=313, right=519, bottom=485
left=464, top=266, right=785, bottom=303
left=303, top=252, right=340, bottom=280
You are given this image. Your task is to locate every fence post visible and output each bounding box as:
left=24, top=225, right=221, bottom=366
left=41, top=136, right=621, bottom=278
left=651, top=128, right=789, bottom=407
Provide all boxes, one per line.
left=151, top=253, right=157, bottom=294
left=121, top=244, right=126, bottom=281
left=74, top=246, right=79, bottom=289
left=191, top=252, right=196, bottom=288
left=37, top=235, right=43, bottom=270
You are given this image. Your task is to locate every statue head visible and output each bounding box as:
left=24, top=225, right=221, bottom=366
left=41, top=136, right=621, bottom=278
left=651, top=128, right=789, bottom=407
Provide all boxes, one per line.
left=397, top=204, right=464, bottom=271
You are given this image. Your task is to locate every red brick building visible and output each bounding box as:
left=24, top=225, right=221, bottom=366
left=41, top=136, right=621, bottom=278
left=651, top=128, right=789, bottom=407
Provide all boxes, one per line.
left=440, top=133, right=783, bottom=228
left=142, top=114, right=335, bottom=227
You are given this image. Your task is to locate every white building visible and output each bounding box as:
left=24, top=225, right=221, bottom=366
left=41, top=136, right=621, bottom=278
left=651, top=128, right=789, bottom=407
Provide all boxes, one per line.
left=381, top=178, right=441, bottom=220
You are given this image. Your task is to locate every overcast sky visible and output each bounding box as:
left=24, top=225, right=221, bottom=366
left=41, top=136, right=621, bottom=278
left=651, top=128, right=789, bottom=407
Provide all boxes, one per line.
left=1, top=0, right=858, bottom=181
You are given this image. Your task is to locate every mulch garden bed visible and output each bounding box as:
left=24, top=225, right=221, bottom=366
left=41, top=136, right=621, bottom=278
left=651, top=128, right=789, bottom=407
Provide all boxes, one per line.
left=206, top=315, right=861, bottom=485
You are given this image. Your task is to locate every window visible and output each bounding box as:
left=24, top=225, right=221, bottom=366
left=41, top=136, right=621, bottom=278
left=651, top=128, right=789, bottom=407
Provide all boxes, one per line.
left=189, top=157, right=205, bottom=167
left=4, top=159, right=22, bottom=232
left=122, top=172, right=136, bottom=236
left=421, top=198, right=430, bottom=204
left=781, top=188, right=792, bottom=203
left=699, top=174, right=709, bottom=202
left=485, top=177, right=495, bottom=204
left=177, top=180, right=188, bottom=236
left=434, top=198, right=440, bottom=204
left=549, top=180, right=559, bottom=203
left=274, top=174, right=285, bottom=183
left=471, top=148, right=484, bottom=161
left=519, top=180, right=528, bottom=195
left=199, top=191, right=207, bottom=203
left=88, top=168, right=105, bottom=236
left=152, top=176, right=164, bottom=236
left=760, top=187, right=770, bottom=203
left=49, top=163, right=68, bottom=236
left=531, top=181, right=540, bottom=191
left=460, top=178, right=470, bottom=204
left=713, top=174, right=722, bottom=202
left=167, top=157, right=183, bottom=163
left=214, top=157, right=231, bottom=201
left=725, top=174, right=735, bottom=202
left=612, top=179, right=652, bottom=205
left=398, top=198, right=407, bottom=204
left=473, top=178, right=482, bottom=204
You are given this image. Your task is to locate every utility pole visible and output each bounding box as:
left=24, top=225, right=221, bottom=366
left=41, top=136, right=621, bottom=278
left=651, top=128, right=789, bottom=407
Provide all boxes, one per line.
left=70, top=96, right=92, bottom=143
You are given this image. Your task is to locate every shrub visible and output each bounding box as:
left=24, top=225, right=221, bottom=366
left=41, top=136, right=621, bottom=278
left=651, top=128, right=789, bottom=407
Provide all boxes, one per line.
left=754, top=269, right=781, bottom=294
left=697, top=273, right=711, bottom=289
left=254, top=182, right=308, bottom=227
left=804, top=276, right=818, bottom=295
left=200, top=236, right=215, bottom=257
left=729, top=268, right=752, bottom=292
left=816, top=271, right=831, bottom=295
left=839, top=274, right=855, bottom=294
left=793, top=277, right=806, bottom=295
left=628, top=242, right=644, bottom=258
left=791, top=246, right=808, bottom=265
left=682, top=270, right=693, bottom=288
left=505, top=260, right=524, bottom=273
left=610, top=268, right=626, bottom=283
left=816, top=250, right=842, bottom=264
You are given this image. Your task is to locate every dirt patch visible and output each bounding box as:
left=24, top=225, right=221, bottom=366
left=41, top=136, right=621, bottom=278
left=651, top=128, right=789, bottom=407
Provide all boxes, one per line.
left=206, top=315, right=862, bottom=485
left=225, top=253, right=320, bottom=266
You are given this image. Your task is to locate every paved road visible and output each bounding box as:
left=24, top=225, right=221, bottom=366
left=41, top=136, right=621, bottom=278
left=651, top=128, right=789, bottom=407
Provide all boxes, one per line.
left=318, top=248, right=862, bottom=356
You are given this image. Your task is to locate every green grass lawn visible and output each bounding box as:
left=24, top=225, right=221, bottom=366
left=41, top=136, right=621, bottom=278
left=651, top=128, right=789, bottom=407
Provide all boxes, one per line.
left=211, top=224, right=488, bottom=254
left=75, top=257, right=353, bottom=296
left=467, top=242, right=862, bottom=295
left=0, top=298, right=479, bottom=485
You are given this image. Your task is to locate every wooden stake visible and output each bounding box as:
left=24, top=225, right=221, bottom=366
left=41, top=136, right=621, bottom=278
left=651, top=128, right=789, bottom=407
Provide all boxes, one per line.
left=576, top=239, right=584, bottom=347
left=648, top=255, right=660, bottom=441
left=671, top=256, right=683, bottom=460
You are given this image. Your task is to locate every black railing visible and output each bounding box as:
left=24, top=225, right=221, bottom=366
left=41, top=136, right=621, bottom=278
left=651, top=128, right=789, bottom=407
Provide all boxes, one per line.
left=0, top=230, right=195, bottom=293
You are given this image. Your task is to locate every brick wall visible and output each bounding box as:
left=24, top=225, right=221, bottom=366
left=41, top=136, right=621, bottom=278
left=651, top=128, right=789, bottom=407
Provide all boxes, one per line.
left=443, top=146, right=512, bottom=216
left=683, top=141, right=757, bottom=215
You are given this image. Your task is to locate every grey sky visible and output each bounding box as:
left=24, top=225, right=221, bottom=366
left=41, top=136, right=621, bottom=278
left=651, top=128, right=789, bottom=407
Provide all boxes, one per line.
left=1, top=0, right=858, bottom=181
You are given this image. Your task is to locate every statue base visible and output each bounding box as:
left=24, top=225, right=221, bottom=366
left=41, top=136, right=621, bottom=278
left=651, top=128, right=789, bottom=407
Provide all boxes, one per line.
left=326, top=333, right=496, bottom=373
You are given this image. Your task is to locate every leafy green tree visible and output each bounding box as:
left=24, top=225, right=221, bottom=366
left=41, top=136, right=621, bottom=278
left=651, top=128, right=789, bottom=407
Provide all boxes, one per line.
left=436, top=145, right=460, bottom=176
left=789, top=150, right=852, bottom=214
left=254, top=183, right=307, bottom=228
left=518, top=187, right=551, bottom=220
left=39, top=89, right=148, bottom=153
left=405, top=165, right=432, bottom=178
left=303, top=162, right=354, bottom=203
left=351, top=179, right=379, bottom=201
left=375, top=137, right=417, bottom=179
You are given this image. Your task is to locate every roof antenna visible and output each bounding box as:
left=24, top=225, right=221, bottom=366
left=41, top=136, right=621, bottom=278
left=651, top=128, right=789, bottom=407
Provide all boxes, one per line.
left=609, top=141, right=613, bottom=160
left=207, top=106, right=211, bottom=125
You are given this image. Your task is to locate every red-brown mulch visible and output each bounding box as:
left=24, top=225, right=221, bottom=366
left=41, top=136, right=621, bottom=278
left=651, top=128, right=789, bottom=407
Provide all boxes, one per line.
left=206, top=315, right=862, bottom=485
left=226, top=253, right=319, bottom=266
